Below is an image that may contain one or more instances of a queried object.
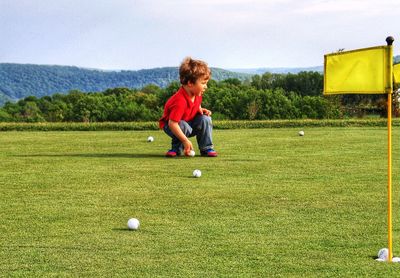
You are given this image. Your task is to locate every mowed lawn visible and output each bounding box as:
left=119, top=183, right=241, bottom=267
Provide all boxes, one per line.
left=1, top=127, right=400, bottom=277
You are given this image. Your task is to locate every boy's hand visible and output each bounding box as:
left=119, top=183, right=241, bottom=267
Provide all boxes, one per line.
left=200, top=108, right=212, bottom=116
left=168, top=120, right=193, bottom=155
left=183, top=139, right=193, bottom=156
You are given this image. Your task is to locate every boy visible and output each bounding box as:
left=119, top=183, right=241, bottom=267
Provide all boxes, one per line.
left=159, top=57, right=217, bottom=157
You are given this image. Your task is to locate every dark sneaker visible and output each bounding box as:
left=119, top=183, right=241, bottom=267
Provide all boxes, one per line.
left=165, top=149, right=179, bottom=157
left=201, top=149, right=218, bottom=157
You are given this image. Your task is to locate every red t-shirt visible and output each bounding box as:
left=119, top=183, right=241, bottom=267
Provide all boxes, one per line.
left=159, top=86, right=202, bottom=129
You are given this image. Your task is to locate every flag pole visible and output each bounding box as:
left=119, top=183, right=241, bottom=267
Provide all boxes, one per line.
left=386, top=36, right=394, bottom=262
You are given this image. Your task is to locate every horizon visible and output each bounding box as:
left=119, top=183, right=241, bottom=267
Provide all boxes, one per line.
left=0, top=61, right=324, bottom=72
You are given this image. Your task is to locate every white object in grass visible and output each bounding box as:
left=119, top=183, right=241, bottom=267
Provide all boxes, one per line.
left=127, top=218, right=140, bottom=230
left=392, top=257, right=400, bottom=262
left=147, top=136, right=154, bottom=142
left=378, top=248, right=389, bottom=260
left=193, top=169, right=202, bottom=178
left=298, top=130, right=305, bottom=136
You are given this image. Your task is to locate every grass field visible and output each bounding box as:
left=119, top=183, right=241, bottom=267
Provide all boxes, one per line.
left=1, top=127, right=400, bottom=276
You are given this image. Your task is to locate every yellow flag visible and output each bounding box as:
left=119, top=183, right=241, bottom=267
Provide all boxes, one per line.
left=394, top=64, right=400, bottom=84
left=324, top=46, right=390, bottom=94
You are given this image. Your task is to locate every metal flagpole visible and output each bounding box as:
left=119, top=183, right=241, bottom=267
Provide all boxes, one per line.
left=386, top=36, right=394, bottom=262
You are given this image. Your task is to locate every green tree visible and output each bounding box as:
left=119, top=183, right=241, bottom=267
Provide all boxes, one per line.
left=0, top=109, right=13, bottom=121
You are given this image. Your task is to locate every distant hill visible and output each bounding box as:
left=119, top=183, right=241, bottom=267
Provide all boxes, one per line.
left=233, top=55, right=400, bottom=75
left=229, top=66, right=323, bottom=75
left=0, top=63, right=251, bottom=105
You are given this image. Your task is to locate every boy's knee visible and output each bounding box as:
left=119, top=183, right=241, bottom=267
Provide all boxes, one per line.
left=178, top=120, right=192, bottom=134
left=195, top=115, right=212, bottom=130
left=199, top=115, right=212, bottom=124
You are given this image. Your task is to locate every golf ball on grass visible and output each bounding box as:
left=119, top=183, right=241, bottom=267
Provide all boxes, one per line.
left=298, top=130, right=305, bottom=136
left=193, top=169, right=201, bottom=178
left=375, top=248, right=400, bottom=262
left=378, top=248, right=389, bottom=260
left=147, top=136, right=154, bottom=142
left=188, top=150, right=195, bottom=157
left=127, top=218, right=140, bottom=230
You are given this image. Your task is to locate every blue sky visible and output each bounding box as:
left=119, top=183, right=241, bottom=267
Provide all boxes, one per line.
left=1, top=0, right=399, bottom=70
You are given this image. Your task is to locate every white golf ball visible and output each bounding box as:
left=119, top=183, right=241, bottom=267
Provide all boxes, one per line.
left=392, top=257, right=400, bottom=263
left=188, top=150, right=195, bottom=157
left=378, top=248, right=389, bottom=260
left=298, top=130, right=305, bottom=136
left=147, top=136, right=154, bottom=142
left=127, top=218, right=140, bottom=230
left=193, top=169, right=202, bottom=178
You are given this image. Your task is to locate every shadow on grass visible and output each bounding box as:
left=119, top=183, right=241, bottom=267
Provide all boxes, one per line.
left=112, top=227, right=135, bottom=232
left=12, top=153, right=166, bottom=159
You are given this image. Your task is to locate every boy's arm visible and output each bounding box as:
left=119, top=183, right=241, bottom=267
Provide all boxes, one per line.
left=168, top=120, right=193, bottom=155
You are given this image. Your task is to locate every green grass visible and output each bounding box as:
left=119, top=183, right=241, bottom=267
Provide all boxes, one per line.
left=2, top=118, right=400, bottom=131
left=1, top=127, right=400, bottom=276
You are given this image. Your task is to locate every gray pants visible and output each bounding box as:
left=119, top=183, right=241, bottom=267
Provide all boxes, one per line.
left=163, top=114, right=214, bottom=154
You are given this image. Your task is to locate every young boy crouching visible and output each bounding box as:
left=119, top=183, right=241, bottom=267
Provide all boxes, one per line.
left=159, top=57, right=217, bottom=157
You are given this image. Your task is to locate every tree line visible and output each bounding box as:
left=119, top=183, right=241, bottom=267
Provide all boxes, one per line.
left=0, top=71, right=392, bottom=122
left=0, top=63, right=249, bottom=103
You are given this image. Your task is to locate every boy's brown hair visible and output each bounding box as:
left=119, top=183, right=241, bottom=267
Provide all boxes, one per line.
left=179, top=57, right=211, bottom=85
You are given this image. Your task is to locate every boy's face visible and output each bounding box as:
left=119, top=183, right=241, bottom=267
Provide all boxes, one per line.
left=188, top=77, right=209, bottom=97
